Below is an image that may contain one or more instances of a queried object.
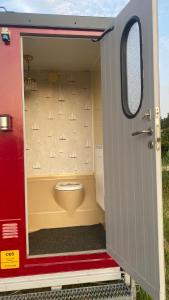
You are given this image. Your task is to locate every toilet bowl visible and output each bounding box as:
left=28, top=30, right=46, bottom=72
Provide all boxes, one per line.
left=55, top=182, right=84, bottom=214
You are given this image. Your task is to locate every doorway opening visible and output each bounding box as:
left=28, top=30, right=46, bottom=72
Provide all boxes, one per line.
left=22, top=36, right=106, bottom=256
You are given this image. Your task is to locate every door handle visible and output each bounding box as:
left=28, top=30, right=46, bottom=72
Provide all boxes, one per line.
left=132, top=128, right=153, bottom=137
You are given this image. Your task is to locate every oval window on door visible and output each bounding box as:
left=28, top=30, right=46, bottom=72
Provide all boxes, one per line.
left=121, top=17, right=143, bottom=118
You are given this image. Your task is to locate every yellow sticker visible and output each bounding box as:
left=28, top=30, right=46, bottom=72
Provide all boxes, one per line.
left=0, top=250, right=20, bottom=269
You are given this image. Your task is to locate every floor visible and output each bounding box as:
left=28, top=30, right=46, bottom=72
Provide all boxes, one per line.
left=29, top=223, right=106, bottom=255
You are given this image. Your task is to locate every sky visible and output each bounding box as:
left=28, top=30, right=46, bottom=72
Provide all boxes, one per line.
left=1, top=0, right=169, bottom=117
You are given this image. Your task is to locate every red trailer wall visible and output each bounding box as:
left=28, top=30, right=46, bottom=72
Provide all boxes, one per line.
left=0, top=27, right=117, bottom=278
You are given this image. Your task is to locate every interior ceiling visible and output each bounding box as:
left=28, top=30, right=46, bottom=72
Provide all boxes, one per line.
left=23, top=37, right=100, bottom=71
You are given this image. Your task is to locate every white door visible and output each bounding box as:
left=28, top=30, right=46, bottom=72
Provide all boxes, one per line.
left=101, top=0, right=165, bottom=299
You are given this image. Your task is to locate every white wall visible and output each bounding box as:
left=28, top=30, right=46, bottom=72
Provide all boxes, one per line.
left=92, top=70, right=103, bottom=146
left=91, top=70, right=105, bottom=210
left=24, top=70, right=93, bottom=176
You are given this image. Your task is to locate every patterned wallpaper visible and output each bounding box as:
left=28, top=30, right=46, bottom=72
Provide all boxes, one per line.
left=24, top=71, right=94, bottom=176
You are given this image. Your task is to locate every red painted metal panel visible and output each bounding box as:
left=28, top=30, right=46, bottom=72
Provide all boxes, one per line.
left=0, top=27, right=117, bottom=279
left=1, top=253, right=118, bottom=278
left=0, top=29, right=27, bottom=276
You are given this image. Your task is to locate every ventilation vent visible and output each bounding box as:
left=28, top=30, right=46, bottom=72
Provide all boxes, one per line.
left=2, top=223, right=18, bottom=239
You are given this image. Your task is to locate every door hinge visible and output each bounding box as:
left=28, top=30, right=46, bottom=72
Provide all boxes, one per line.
left=91, top=25, right=114, bottom=42
left=155, top=107, right=161, bottom=151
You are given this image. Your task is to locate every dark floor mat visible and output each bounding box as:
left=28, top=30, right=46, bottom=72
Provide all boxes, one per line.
left=29, top=224, right=106, bottom=255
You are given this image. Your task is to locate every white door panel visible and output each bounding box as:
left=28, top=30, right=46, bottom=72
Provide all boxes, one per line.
left=101, top=0, right=165, bottom=299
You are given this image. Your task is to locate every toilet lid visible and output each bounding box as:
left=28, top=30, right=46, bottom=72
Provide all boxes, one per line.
left=55, top=182, right=83, bottom=191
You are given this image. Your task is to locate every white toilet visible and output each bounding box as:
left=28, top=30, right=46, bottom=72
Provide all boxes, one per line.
left=55, top=182, right=84, bottom=214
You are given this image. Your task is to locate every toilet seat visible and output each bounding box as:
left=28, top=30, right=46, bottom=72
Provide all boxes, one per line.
left=55, top=182, right=83, bottom=191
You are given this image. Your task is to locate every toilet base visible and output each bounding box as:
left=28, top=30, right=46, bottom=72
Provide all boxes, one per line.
left=55, top=189, right=84, bottom=214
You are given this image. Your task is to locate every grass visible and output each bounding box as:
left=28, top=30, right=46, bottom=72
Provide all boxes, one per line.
left=137, top=288, right=152, bottom=300
left=137, top=171, right=169, bottom=299
left=163, top=171, right=169, bottom=299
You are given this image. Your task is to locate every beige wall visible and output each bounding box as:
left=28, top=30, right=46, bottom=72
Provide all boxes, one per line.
left=27, top=174, right=104, bottom=232
left=91, top=70, right=103, bottom=146
left=24, top=70, right=93, bottom=176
